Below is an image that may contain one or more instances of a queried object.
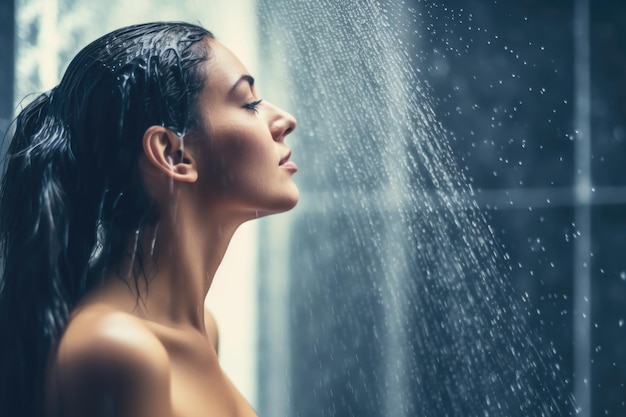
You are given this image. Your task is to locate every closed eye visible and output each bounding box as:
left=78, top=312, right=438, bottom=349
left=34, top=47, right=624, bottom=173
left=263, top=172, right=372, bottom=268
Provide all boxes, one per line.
left=243, top=99, right=263, bottom=113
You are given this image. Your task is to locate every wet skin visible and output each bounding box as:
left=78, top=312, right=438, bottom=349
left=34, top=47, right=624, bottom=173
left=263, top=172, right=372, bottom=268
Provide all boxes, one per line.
left=45, top=38, right=297, bottom=417
left=192, top=40, right=299, bottom=220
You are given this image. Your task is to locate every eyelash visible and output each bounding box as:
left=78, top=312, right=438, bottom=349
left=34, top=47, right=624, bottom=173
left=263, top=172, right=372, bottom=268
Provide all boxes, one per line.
left=243, top=99, right=263, bottom=113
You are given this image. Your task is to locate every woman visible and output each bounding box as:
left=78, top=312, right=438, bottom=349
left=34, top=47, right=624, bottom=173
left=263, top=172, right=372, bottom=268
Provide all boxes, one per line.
left=0, top=22, right=297, bottom=417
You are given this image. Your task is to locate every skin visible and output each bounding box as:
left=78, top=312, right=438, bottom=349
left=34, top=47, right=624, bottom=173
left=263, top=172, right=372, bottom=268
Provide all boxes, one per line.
left=45, top=38, right=297, bottom=417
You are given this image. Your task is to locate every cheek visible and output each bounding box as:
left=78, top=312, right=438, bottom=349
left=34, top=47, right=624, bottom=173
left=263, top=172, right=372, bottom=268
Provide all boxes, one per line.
left=229, top=118, right=273, bottom=156
left=208, top=129, right=275, bottom=186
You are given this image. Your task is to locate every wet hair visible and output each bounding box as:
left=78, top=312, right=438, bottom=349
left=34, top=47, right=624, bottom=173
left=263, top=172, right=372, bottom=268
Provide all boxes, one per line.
left=0, top=22, right=213, bottom=416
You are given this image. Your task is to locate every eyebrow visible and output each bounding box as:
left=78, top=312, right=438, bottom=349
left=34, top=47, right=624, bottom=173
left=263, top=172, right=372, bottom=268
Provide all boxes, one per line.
left=230, top=75, right=255, bottom=92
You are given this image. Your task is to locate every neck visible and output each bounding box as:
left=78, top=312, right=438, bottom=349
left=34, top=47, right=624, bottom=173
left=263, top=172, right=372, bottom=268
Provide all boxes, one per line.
left=106, top=204, right=243, bottom=332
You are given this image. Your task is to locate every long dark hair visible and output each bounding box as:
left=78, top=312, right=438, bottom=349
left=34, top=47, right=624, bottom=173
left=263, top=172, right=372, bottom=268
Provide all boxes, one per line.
left=0, top=22, right=213, bottom=417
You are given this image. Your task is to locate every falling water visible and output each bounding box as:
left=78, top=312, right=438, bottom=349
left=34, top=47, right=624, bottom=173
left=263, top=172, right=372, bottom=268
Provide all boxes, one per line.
left=8, top=0, right=590, bottom=415
left=257, top=1, right=575, bottom=416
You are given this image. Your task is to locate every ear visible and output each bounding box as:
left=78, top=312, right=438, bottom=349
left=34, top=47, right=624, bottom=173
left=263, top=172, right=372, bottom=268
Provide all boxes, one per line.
left=142, top=126, right=198, bottom=183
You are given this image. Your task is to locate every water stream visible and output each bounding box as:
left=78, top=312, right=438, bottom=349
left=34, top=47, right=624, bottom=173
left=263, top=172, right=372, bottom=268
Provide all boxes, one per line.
left=258, top=1, right=575, bottom=416
left=10, top=0, right=591, bottom=415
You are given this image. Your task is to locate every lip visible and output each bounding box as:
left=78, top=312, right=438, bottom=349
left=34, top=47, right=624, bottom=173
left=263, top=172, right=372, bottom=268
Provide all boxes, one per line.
left=279, top=150, right=292, bottom=165
left=279, top=151, right=298, bottom=172
left=280, top=160, right=298, bottom=172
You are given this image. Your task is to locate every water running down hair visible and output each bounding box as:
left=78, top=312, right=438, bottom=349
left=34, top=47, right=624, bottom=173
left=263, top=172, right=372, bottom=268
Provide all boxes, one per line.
left=0, top=22, right=213, bottom=417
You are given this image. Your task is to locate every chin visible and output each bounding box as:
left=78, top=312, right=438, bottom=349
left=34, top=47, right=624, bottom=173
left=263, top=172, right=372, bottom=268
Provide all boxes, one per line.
left=252, top=188, right=300, bottom=219
left=284, top=185, right=300, bottom=209
left=271, top=190, right=300, bottom=214
left=281, top=186, right=300, bottom=210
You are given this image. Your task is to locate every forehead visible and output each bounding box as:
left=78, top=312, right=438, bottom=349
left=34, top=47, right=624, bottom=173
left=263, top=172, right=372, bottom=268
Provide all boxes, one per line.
left=203, top=40, right=251, bottom=96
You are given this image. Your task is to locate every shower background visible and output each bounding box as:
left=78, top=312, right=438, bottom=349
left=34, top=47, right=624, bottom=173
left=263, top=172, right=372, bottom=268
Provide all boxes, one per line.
left=0, top=0, right=625, bottom=416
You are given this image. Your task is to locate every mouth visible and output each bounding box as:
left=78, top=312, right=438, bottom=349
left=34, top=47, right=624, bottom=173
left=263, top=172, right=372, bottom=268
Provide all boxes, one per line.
left=279, top=151, right=292, bottom=166
left=279, top=151, right=298, bottom=172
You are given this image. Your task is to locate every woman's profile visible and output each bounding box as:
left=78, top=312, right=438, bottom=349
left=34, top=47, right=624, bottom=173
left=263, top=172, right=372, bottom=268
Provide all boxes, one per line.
left=0, top=21, right=297, bottom=417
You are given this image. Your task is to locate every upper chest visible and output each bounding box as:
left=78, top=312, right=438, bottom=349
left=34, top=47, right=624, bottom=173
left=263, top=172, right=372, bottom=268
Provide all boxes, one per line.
left=153, top=326, right=258, bottom=417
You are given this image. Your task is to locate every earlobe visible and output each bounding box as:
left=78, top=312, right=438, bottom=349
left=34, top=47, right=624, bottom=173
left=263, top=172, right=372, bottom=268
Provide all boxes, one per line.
left=142, top=126, right=198, bottom=183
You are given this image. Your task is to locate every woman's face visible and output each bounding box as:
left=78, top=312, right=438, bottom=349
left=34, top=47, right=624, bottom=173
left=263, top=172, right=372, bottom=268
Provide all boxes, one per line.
left=191, top=39, right=298, bottom=219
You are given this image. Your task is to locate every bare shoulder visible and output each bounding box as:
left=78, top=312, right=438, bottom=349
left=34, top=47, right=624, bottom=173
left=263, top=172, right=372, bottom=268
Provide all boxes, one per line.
left=51, top=306, right=172, bottom=417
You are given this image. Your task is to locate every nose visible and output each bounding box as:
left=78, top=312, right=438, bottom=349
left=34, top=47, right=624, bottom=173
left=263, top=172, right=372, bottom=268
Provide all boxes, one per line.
left=267, top=102, right=297, bottom=142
